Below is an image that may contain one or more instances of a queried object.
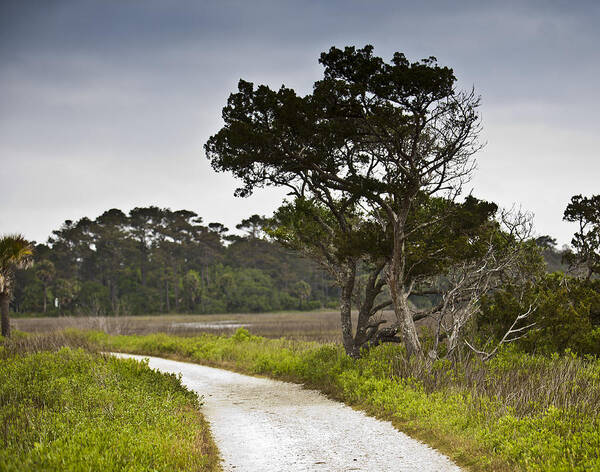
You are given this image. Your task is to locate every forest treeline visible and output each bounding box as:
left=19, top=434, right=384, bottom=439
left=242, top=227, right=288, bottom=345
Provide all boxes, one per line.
left=11, top=203, right=600, bottom=357
left=13, top=207, right=337, bottom=316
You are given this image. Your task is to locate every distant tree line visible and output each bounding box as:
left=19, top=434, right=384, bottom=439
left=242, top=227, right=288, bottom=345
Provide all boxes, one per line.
left=12, top=208, right=338, bottom=316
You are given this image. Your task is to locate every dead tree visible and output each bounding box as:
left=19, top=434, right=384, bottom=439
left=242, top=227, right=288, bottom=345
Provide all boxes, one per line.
left=464, top=302, right=537, bottom=361
left=407, top=208, right=541, bottom=361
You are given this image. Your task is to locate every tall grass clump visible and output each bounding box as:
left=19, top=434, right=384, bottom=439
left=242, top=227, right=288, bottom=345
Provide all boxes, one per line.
left=0, top=333, right=221, bottom=471
left=0, top=330, right=95, bottom=357
left=95, top=328, right=600, bottom=472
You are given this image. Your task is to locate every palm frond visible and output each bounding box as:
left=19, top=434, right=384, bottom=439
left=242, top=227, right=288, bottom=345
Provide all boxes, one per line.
left=0, top=234, right=34, bottom=294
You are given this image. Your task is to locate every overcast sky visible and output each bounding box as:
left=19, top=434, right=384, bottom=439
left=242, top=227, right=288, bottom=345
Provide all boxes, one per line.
left=1, top=0, right=598, bottom=245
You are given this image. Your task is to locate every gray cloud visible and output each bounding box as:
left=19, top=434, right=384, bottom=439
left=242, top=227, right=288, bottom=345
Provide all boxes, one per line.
left=1, top=0, right=599, bottom=245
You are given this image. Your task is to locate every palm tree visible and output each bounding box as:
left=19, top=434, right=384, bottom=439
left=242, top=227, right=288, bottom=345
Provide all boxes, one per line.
left=0, top=234, right=33, bottom=337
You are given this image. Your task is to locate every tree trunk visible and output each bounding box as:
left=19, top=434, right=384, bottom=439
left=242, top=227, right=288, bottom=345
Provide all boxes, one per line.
left=336, top=261, right=395, bottom=358
left=110, top=280, right=118, bottom=315
left=165, top=279, right=170, bottom=312
left=353, top=263, right=385, bottom=349
left=138, top=241, right=148, bottom=287
left=173, top=264, right=179, bottom=311
left=1, top=293, right=10, bottom=338
left=321, top=270, right=326, bottom=307
left=141, top=258, right=146, bottom=287
left=388, top=221, right=422, bottom=358
left=339, top=264, right=358, bottom=357
left=398, top=290, right=422, bottom=356
left=43, top=285, right=47, bottom=314
left=447, top=322, right=461, bottom=358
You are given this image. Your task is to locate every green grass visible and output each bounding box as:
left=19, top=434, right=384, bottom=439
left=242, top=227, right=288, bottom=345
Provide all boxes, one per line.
left=0, top=334, right=221, bottom=471
left=90, top=328, right=600, bottom=472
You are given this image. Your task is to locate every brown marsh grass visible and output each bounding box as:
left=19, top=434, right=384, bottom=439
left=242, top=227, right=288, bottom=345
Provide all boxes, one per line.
left=0, top=330, right=97, bottom=358
left=12, top=310, right=395, bottom=343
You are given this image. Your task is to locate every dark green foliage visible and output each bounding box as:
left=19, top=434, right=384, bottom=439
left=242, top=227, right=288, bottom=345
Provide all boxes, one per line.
left=13, top=207, right=336, bottom=315
left=563, top=194, right=600, bottom=279
left=204, top=45, right=473, bottom=203
left=269, top=196, right=394, bottom=356
left=478, top=273, right=600, bottom=355
left=270, top=197, right=390, bottom=262
left=0, top=235, right=34, bottom=337
left=403, top=194, right=500, bottom=279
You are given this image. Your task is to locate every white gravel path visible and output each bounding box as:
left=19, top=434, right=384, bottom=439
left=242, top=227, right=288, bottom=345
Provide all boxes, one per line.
left=114, top=353, right=462, bottom=472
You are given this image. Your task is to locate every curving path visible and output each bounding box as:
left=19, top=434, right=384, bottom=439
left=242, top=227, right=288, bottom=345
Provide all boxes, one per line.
left=113, top=353, right=461, bottom=472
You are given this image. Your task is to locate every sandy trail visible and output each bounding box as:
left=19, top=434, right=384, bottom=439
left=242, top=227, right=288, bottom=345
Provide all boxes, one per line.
left=114, top=353, right=461, bottom=472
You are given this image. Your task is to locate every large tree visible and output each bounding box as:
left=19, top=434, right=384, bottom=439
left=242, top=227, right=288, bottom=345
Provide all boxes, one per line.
left=0, top=234, right=33, bottom=337
left=92, top=209, right=130, bottom=313
left=206, top=45, right=482, bottom=356
left=563, top=194, right=600, bottom=280
left=129, top=206, right=163, bottom=287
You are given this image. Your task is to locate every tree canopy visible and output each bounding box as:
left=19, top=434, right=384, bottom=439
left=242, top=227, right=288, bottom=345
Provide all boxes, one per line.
left=0, top=234, right=33, bottom=336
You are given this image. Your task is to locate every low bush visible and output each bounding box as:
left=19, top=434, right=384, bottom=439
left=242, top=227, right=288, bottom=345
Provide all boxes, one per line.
left=0, top=334, right=221, bottom=471
left=478, top=274, right=600, bottom=356
left=94, top=328, right=600, bottom=472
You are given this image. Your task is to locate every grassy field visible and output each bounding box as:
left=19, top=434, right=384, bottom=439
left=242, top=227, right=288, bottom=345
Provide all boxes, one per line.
left=87, top=328, right=600, bottom=472
left=12, top=310, right=375, bottom=342
left=0, top=332, right=221, bottom=472
left=11, top=315, right=600, bottom=471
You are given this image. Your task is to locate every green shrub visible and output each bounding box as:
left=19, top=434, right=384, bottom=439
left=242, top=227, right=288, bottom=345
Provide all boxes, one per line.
left=0, top=345, right=220, bottom=471
left=479, top=274, right=600, bottom=355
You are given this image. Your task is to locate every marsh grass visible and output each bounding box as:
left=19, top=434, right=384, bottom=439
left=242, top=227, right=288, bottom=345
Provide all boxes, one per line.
left=0, top=330, right=95, bottom=358
left=391, top=348, right=600, bottom=419
left=12, top=310, right=382, bottom=342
